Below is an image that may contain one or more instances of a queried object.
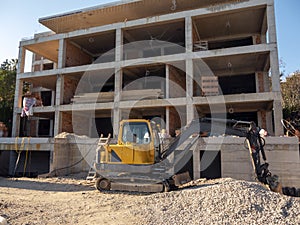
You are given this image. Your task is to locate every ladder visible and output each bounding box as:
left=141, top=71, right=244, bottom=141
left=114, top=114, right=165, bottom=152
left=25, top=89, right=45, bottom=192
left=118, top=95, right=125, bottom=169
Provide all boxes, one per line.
left=86, top=134, right=111, bottom=180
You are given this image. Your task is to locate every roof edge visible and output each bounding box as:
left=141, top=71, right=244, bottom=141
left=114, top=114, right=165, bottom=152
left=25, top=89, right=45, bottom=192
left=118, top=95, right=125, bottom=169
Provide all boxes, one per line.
left=38, top=0, right=142, bottom=23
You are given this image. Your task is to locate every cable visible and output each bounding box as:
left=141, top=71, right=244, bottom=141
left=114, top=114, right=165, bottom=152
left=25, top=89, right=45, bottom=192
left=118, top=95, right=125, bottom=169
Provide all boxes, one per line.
left=13, top=137, right=26, bottom=176
left=171, top=0, right=177, bottom=11
left=23, top=137, right=31, bottom=176
left=50, top=139, right=98, bottom=175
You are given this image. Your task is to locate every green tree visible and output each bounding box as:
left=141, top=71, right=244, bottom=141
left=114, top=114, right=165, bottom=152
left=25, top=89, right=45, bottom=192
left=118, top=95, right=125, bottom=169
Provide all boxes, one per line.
left=281, top=71, right=300, bottom=118
left=0, top=59, right=17, bottom=135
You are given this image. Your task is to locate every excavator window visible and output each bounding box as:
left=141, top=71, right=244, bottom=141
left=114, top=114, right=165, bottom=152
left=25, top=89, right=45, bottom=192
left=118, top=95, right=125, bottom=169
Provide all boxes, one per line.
left=122, top=122, right=151, bottom=144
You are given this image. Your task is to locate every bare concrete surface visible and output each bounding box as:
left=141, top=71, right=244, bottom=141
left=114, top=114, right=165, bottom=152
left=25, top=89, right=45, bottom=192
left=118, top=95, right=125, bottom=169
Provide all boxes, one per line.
left=0, top=174, right=299, bottom=225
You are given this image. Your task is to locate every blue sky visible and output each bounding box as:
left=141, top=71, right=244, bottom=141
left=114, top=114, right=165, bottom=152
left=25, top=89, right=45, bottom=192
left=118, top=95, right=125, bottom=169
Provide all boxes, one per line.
left=0, top=0, right=299, bottom=76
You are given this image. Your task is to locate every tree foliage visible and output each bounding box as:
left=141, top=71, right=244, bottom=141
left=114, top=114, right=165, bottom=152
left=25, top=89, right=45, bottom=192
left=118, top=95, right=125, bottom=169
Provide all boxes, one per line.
left=281, top=71, right=300, bottom=118
left=0, top=59, right=17, bottom=135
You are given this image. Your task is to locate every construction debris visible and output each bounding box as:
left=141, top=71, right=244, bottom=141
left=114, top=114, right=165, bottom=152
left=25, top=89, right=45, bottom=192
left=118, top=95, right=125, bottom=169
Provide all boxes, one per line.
left=135, top=178, right=300, bottom=225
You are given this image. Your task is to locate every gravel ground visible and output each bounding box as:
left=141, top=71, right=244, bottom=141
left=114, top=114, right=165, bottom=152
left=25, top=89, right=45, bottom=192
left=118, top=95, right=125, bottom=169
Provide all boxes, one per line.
left=134, top=178, right=300, bottom=225
left=0, top=175, right=299, bottom=225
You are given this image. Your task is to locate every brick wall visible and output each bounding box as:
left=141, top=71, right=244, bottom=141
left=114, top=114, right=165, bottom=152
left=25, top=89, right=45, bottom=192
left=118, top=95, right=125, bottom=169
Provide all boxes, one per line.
left=65, top=41, right=93, bottom=67
left=63, top=76, right=79, bottom=104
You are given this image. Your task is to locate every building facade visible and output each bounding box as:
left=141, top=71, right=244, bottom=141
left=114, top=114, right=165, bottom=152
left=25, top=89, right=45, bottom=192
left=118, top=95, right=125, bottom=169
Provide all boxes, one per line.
left=3, top=0, right=300, bottom=188
left=13, top=0, right=283, bottom=139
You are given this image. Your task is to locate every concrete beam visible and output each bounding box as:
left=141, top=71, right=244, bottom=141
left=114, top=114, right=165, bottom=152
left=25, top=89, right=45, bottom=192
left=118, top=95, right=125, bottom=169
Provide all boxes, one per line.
left=18, top=62, right=117, bottom=79
left=33, top=106, right=56, bottom=113
left=119, top=98, right=187, bottom=109
left=193, top=92, right=281, bottom=105
left=62, top=102, right=114, bottom=112
left=0, top=138, right=53, bottom=151
left=194, top=43, right=276, bottom=60
left=18, top=43, right=275, bottom=80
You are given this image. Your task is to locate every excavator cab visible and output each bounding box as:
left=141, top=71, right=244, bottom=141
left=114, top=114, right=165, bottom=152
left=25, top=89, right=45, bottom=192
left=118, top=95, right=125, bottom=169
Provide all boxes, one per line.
left=99, top=119, right=161, bottom=165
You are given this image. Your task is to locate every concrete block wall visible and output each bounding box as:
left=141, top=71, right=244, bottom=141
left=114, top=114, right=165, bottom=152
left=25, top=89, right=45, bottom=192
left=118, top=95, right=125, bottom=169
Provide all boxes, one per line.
left=194, top=136, right=300, bottom=188
left=51, top=136, right=97, bottom=176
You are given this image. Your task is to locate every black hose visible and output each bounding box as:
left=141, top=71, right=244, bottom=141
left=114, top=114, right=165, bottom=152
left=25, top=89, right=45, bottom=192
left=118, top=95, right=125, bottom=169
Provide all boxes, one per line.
left=51, top=139, right=98, bottom=175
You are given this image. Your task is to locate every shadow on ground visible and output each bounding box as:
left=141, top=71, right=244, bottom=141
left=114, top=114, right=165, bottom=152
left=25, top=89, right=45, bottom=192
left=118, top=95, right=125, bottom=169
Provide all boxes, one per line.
left=0, top=177, right=94, bottom=192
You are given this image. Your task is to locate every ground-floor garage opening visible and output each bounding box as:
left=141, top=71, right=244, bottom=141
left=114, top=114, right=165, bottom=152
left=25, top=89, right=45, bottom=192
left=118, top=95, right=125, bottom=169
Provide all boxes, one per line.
left=9, top=151, right=50, bottom=177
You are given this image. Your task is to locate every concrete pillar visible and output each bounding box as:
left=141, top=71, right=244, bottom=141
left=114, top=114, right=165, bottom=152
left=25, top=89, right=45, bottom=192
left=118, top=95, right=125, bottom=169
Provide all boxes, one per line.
left=193, top=147, right=201, bottom=180
left=50, top=119, right=54, bottom=137
left=12, top=46, right=27, bottom=137
left=166, top=107, right=170, bottom=135
left=40, top=57, right=44, bottom=71
left=257, top=111, right=267, bottom=129
left=55, top=75, right=64, bottom=106
left=266, top=111, right=273, bottom=135
left=115, top=28, right=123, bottom=62
left=12, top=78, right=23, bottom=137
left=267, top=2, right=280, bottom=92
left=53, top=38, right=67, bottom=136
left=185, top=15, right=194, bottom=116
left=263, top=72, right=271, bottom=92
left=166, top=64, right=170, bottom=98
left=113, top=28, right=123, bottom=136
left=51, top=91, right=55, bottom=106
left=261, top=7, right=267, bottom=44
left=255, top=72, right=270, bottom=93
left=255, top=72, right=265, bottom=93
left=185, top=16, right=193, bottom=53
left=53, top=111, right=62, bottom=137
left=255, top=72, right=260, bottom=93
left=17, top=46, right=26, bottom=74
left=11, top=114, right=20, bottom=138
left=186, top=59, right=194, bottom=125
left=266, top=2, right=282, bottom=136
left=273, top=100, right=283, bottom=136
left=53, top=75, right=64, bottom=136
left=57, top=39, right=66, bottom=69
left=113, top=67, right=122, bottom=137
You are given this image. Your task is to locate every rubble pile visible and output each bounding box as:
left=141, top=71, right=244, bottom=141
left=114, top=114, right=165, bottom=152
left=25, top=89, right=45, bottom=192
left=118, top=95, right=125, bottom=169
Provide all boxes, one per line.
left=133, top=178, right=300, bottom=225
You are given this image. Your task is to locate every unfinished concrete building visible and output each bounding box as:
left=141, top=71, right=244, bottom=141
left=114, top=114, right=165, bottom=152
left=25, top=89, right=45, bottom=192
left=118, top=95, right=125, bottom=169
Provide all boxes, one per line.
left=2, top=0, right=299, bottom=187
left=13, top=0, right=283, bottom=139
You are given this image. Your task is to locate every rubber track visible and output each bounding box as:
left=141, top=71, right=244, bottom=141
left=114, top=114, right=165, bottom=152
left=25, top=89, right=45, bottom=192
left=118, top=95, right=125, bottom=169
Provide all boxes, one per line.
left=282, top=187, right=300, bottom=197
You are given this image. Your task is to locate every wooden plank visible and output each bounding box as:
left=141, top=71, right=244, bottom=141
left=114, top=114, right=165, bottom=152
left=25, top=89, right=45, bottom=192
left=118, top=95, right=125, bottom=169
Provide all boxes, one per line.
left=71, top=89, right=164, bottom=104
left=121, top=89, right=163, bottom=100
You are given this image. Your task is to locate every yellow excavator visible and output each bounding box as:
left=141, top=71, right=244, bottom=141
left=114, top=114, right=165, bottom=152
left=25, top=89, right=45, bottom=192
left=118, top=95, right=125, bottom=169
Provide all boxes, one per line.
left=93, top=118, right=299, bottom=196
